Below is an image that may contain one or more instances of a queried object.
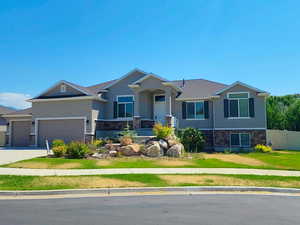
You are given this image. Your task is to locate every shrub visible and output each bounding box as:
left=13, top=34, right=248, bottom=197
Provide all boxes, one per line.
left=177, top=127, right=205, bottom=152
left=66, top=142, right=90, bottom=159
left=254, top=144, right=272, bottom=153
left=153, top=123, right=173, bottom=139
left=52, top=139, right=65, bottom=148
left=92, top=139, right=104, bottom=148
left=52, top=145, right=67, bottom=157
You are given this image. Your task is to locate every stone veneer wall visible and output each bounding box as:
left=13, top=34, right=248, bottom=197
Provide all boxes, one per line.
left=214, top=129, right=267, bottom=148
left=141, top=120, right=155, bottom=128
left=200, top=130, right=214, bottom=148
left=96, top=120, right=155, bottom=131
left=96, top=121, right=133, bottom=130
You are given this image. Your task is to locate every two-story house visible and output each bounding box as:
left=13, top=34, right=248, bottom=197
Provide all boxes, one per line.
left=3, top=69, right=269, bottom=151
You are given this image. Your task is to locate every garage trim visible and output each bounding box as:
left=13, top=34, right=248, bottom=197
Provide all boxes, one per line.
left=9, top=119, right=32, bottom=147
left=34, top=117, right=87, bottom=146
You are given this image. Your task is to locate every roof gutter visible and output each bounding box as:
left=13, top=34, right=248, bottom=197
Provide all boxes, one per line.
left=27, top=96, right=107, bottom=103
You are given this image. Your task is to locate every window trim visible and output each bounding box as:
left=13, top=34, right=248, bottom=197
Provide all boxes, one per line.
left=60, top=84, right=67, bottom=93
left=185, top=100, right=206, bottom=120
left=116, top=95, right=134, bottom=119
left=227, top=92, right=250, bottom=119
left=230, top=133, right=251, bottom=147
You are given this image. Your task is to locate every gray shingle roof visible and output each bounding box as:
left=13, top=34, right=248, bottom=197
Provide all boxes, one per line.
left=0, top=106, right=15, bottom=115
left=4, top=107, right=32, bottom=116
left=171, top=79, right=228, bottom=100
left=85, top=79, right=118, bottom=94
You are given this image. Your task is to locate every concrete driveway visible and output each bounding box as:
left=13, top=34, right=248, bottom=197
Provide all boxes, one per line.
left=0, top=148, right=48, bottom=165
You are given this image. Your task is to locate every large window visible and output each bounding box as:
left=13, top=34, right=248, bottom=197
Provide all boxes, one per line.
left=230, top=133, right=250, bottom=147
left=228, top=92, right=249, bottom=118
left=117, top=96, right=134, bottom=118
left=186, top=101, right=204, bottom=119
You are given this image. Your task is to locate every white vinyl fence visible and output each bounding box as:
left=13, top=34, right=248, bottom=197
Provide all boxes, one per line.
left=267, top=129, right=300, bottom=150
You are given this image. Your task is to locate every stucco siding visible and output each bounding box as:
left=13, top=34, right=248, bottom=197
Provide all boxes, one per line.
left=213, top=84, right=267, bottom=129
left=174, top=100, right=214, bottom=129
left=139, top=91, right=153, bottom=119
left=42, top=84, right=84, bottom=97
left=32, top=100, right=93, bottom=133
left=103, top=71, right=146, bottom=119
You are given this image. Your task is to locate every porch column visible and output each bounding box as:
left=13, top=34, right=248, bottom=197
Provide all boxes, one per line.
left=133, top=90, right=141, bottom=129
left=165, top=87, right=173, bottom=127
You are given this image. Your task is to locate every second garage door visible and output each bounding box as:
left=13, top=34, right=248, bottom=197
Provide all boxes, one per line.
left=38, top=119, right=85, bottom=147
left=11, top=121, right=31, bottom=147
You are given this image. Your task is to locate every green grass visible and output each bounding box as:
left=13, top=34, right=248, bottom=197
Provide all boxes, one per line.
left=1, top=174, right=300, bottom=190
left=3, top=150, right=300, bottom=171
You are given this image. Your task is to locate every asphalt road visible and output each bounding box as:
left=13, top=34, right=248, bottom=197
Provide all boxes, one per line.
left=0, top=194, right=300, bottom=225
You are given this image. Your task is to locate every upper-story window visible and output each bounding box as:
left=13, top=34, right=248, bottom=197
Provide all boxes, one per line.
left=60, top=84, right=67, bottom=93
left=227, top=92, right=249, bottom=118
left=117, top=96, right=134, bottom=118
left=186, top=101, right=205, bottom=119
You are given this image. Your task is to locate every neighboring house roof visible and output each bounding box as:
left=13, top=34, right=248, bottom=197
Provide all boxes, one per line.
left=0, top=106, right=15, bottom=115
left=172, top=79, right=228, bottom=100
left=3, top=107, right=32, bottom=117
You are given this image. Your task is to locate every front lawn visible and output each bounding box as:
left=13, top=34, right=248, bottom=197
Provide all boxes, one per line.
left=2, top=150, right=300, bottom=171
left=1, top=174, right=300, bottom=190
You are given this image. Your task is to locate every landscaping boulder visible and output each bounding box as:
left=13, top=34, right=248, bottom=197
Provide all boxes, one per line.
left=166, top=138, right=178, bottom=147
left=105, top=143, right=120, bottom=151
left=158, top=139, right=168, bottom=150
left=144, top=141, right=163, bottom=157
left=92, top=152, right=108, bottom=159
left=166, top=143, right=184, bottom=158
left=119, top=144, right=141, bottom=156
left=109, top=150, right=118, bottom=157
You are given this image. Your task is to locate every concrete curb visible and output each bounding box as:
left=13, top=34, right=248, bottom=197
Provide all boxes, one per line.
left=1, top=186, right=300, bottom=197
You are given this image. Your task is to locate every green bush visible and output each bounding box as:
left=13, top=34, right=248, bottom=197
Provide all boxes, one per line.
left=177, top=127, right=205, bottom=152
left=254, top=144, right=272, bottom=153
left=153, top=123, right=173, bottom=139
left=66, top=142, right=90, bottom=159
left=52, top=145, right=67, bottom=157
left=92, top=139, right=104, bottom=148
left=119, top=124, right=137, bottom=138
left=52, top=139, right=65, bottom=148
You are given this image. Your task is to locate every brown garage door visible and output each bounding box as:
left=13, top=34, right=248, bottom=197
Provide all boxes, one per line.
left=11, top=121, right=31, bottom=147
left=38, top=119, right=85, bottom=147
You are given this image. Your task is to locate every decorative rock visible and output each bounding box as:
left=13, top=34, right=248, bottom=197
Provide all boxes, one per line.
left=166, top=143, right=184, bottom=158
left=166, top=138, right=178, bottom=147
left=119, top=144, right=141, bottom=156
left=92, top=153, right=108, bottom=159
left=158, top=139, right=168, bottom=150
left=144, top=142, right=163, bottom=157
left=109, top=150, right=118, bottom=157
left=105, top=143, right=120, bottom=151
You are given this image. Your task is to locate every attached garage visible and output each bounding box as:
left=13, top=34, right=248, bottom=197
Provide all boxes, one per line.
left=37, top=118, right=85, bottom=147
left=11, top=121, right=31, bottom=147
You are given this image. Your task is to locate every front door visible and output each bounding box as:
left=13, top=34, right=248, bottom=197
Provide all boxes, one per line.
left=153, top=95, right=166, bottom=124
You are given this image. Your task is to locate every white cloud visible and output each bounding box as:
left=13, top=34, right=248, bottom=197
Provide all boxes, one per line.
left=0, top=92, right=32, bottom=109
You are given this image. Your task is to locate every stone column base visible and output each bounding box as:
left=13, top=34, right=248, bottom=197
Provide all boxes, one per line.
left=165, top=115, right=173, bottom=127
left=133, top=116, right=141, bottom=129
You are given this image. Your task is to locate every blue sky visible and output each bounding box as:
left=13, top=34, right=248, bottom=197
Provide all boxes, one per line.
left=0, top=0, right=300, bottom=109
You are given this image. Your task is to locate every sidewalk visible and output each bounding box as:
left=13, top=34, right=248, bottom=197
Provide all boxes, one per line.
left=1, top=167, right=300, bottom=177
